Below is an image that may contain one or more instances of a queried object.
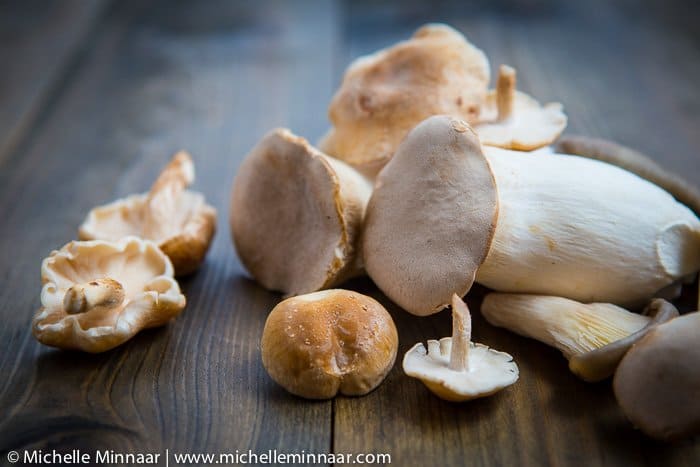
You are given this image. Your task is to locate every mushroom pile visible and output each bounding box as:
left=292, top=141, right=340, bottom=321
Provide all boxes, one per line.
left=229, top=23, right=700, bottom=440
left=32, top=152, right=217, bottom=352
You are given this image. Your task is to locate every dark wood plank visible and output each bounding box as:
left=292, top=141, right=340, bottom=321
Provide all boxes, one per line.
left=333, top=1, right=700, bottom=466
left=0, top=0, right=111, bottom=164
left=0, top=0, right=340, bottom=460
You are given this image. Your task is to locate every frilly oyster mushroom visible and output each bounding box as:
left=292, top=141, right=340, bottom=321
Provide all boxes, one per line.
left=403, top=294, right=519, bottom=401
left=362, top=115, right=700, bottom=316
left=320, top=23, right=490, bottom=177
left=79, top=151, right=217, bottom=276
left=481, top=294, right=679, bottom=382
left=33, top=237, right=186, bottom=353
left=230, top=129, right=372, bottom=297
left=474, top=65, right=567, bottom=150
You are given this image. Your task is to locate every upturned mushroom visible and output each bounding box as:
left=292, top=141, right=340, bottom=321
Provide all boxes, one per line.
left=481, top=294, right=679, bottom=382
left=230, top=129, right=372, bottom=297
left=613, top=311, right=700, bottom=440
left=319, top=23, right=490, bottom=177
left=33, top=236, right=186, bottom=353
left=403, top=294, right=518, bottom=401
left=362, top=115, right=700, bottom=316
left=260, top=289, right=398, bottom=399
left=473, top=65, right=567, bottom=150
left=79, top=151, right=217, bottom=276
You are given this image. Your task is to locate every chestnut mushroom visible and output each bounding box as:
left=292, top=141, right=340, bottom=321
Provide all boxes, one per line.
left=260, top=289, right=398, bottom=399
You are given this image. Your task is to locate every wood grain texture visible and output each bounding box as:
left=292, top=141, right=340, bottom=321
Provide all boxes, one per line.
left=0, top=1, right=699, bottom=466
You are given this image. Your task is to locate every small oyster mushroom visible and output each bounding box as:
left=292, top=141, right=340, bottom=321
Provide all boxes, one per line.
left=403, top=294, right=518, bottom=401
left=230, top=129, right=372, bottom=297
left=613, top=311, right=700, bottom=440
left=481, top=294, right=679, bottom=382
left=260, top=289, right=398, bottom=399
left=33, top=237, right=186, bottom=353
left=320, top=23, right=490, bottom=177
left=362, top=115, right=700, bottom=316
left=555, top=135, right=700, bottom=216
left=79, top=151, right=217, bottom=276
left=474, top=65, right=567, bottom=150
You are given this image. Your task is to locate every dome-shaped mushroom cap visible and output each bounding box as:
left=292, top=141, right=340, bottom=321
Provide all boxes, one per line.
left=230, top=129, right=371, bottom=297
left=363, top=115, right=498, bottom=316
left=33, top=237, right=186, bottom=353
left=261, top=289, right=398, bottom=399
left=613, top=311, right=700, bottom=440
left=403, top=338, right=518, bottom=402
left=321, top=23, right=490, bottom=177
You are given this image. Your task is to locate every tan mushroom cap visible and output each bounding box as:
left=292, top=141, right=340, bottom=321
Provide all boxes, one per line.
left=321, top=23, right=490, bottom=177
left=33, top=237, right=186, bottom=353
left=613, top=311, right=700, bottom=440
left=474, top=65, right=567, bottom=150
left=403, top=295, right=519, bottom=402
left=363, top=115, right=498, bottom=316
left=79, top=152, right=217, bottom=276
left=230, top=129, right=371, bottom=297
left=260, top=289, right=398, bottom=400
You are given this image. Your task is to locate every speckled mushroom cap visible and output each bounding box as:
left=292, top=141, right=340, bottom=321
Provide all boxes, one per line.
left=320, top=23, right=490, bottom=177
left=260, top=289, right=398, bottom=399
left=230, top=129, right=372, bottom=297
left=613, top=311, right=700, bottom=440
left=363, top=115, right=498, bottom=316
left=33, top=237, right=186, bottom=353
left=79, top=152, right=217, bottom=276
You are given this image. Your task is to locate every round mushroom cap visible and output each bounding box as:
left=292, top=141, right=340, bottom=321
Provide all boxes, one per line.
left=403, top=338, right=519, bottom=402
left=322, top=23, right=490, bottom=176
left=260, top=289, right=398, bottom=399
left=230, top=129, right=370, bottom=297
left=33, top=237, right=186, bottom=353
left=363, top=115, right=498, bottom=316
left=568, top=299, right=679, bottom=382
left=79, top=152, right=217, bottom=276
left=613, top=311, right=700, bottom=440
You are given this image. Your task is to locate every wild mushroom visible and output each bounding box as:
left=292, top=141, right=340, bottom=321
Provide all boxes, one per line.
left=362, top=115, right=700, bottom=316
left=481, top=294, right=679, bottom=382
left=613, top=311, right=700, bottom=440
left=473, top=65, right=567, bottom=150
left=403, top=294, right=518, bottom=401
left=260, top=289, right=398, bottom=399
left=319, top=23, right=490, bottom=177
left=230, top=129, right=372, bottom=297
left=33, top=236, right=186, bottom=353
left=555, top=135, right=700, bottom=216
left=79, top=151, right=217, bottom=276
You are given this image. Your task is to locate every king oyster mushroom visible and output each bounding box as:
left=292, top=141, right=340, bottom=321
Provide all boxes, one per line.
left=33, top=237, right=186, bottom=353
left=481, top=294, right=679, bottom=382
left=403, top=294, right=518, bottom=401
left=362, top=115, right=700, bottom=316
left=319, top=23, right=490, bottom=178
left=79, top=151, right=217, bottom=276
left=230, top=129, right=372, bottom=297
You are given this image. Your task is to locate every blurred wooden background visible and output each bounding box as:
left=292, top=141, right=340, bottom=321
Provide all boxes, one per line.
left=1, top=0, right=699, bottom=465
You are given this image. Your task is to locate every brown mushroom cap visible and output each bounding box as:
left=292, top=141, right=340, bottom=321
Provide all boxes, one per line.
left=568, top=299, right=679, bottom=382
left=363, top=115, right=498, bottom=316
left=230, top=129, right=370, bottom=296
left=260, top=289, right=398, bottom=399
left=321, top=23, right=490, bottom=177
left=613, top=311, right=700, bottom=440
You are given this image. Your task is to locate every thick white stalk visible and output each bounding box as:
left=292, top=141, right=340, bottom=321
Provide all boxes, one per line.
left=476, top=148, right=700, bottom=306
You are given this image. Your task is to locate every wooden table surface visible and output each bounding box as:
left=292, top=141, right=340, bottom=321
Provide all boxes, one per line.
left=1, top=0, right=699, bottom=465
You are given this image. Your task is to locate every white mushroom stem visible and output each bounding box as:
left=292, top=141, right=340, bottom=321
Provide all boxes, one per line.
left=449, top=294, right=471, bottom=372
left=63, top=278, right=125, bottom=315
left=496, top=65, right=516, bottom=122
left=477, top=147, right=700, bottom=306
left=481, top=294, right=650, bottom=360
left=143, top=151, right=194, bottom=239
